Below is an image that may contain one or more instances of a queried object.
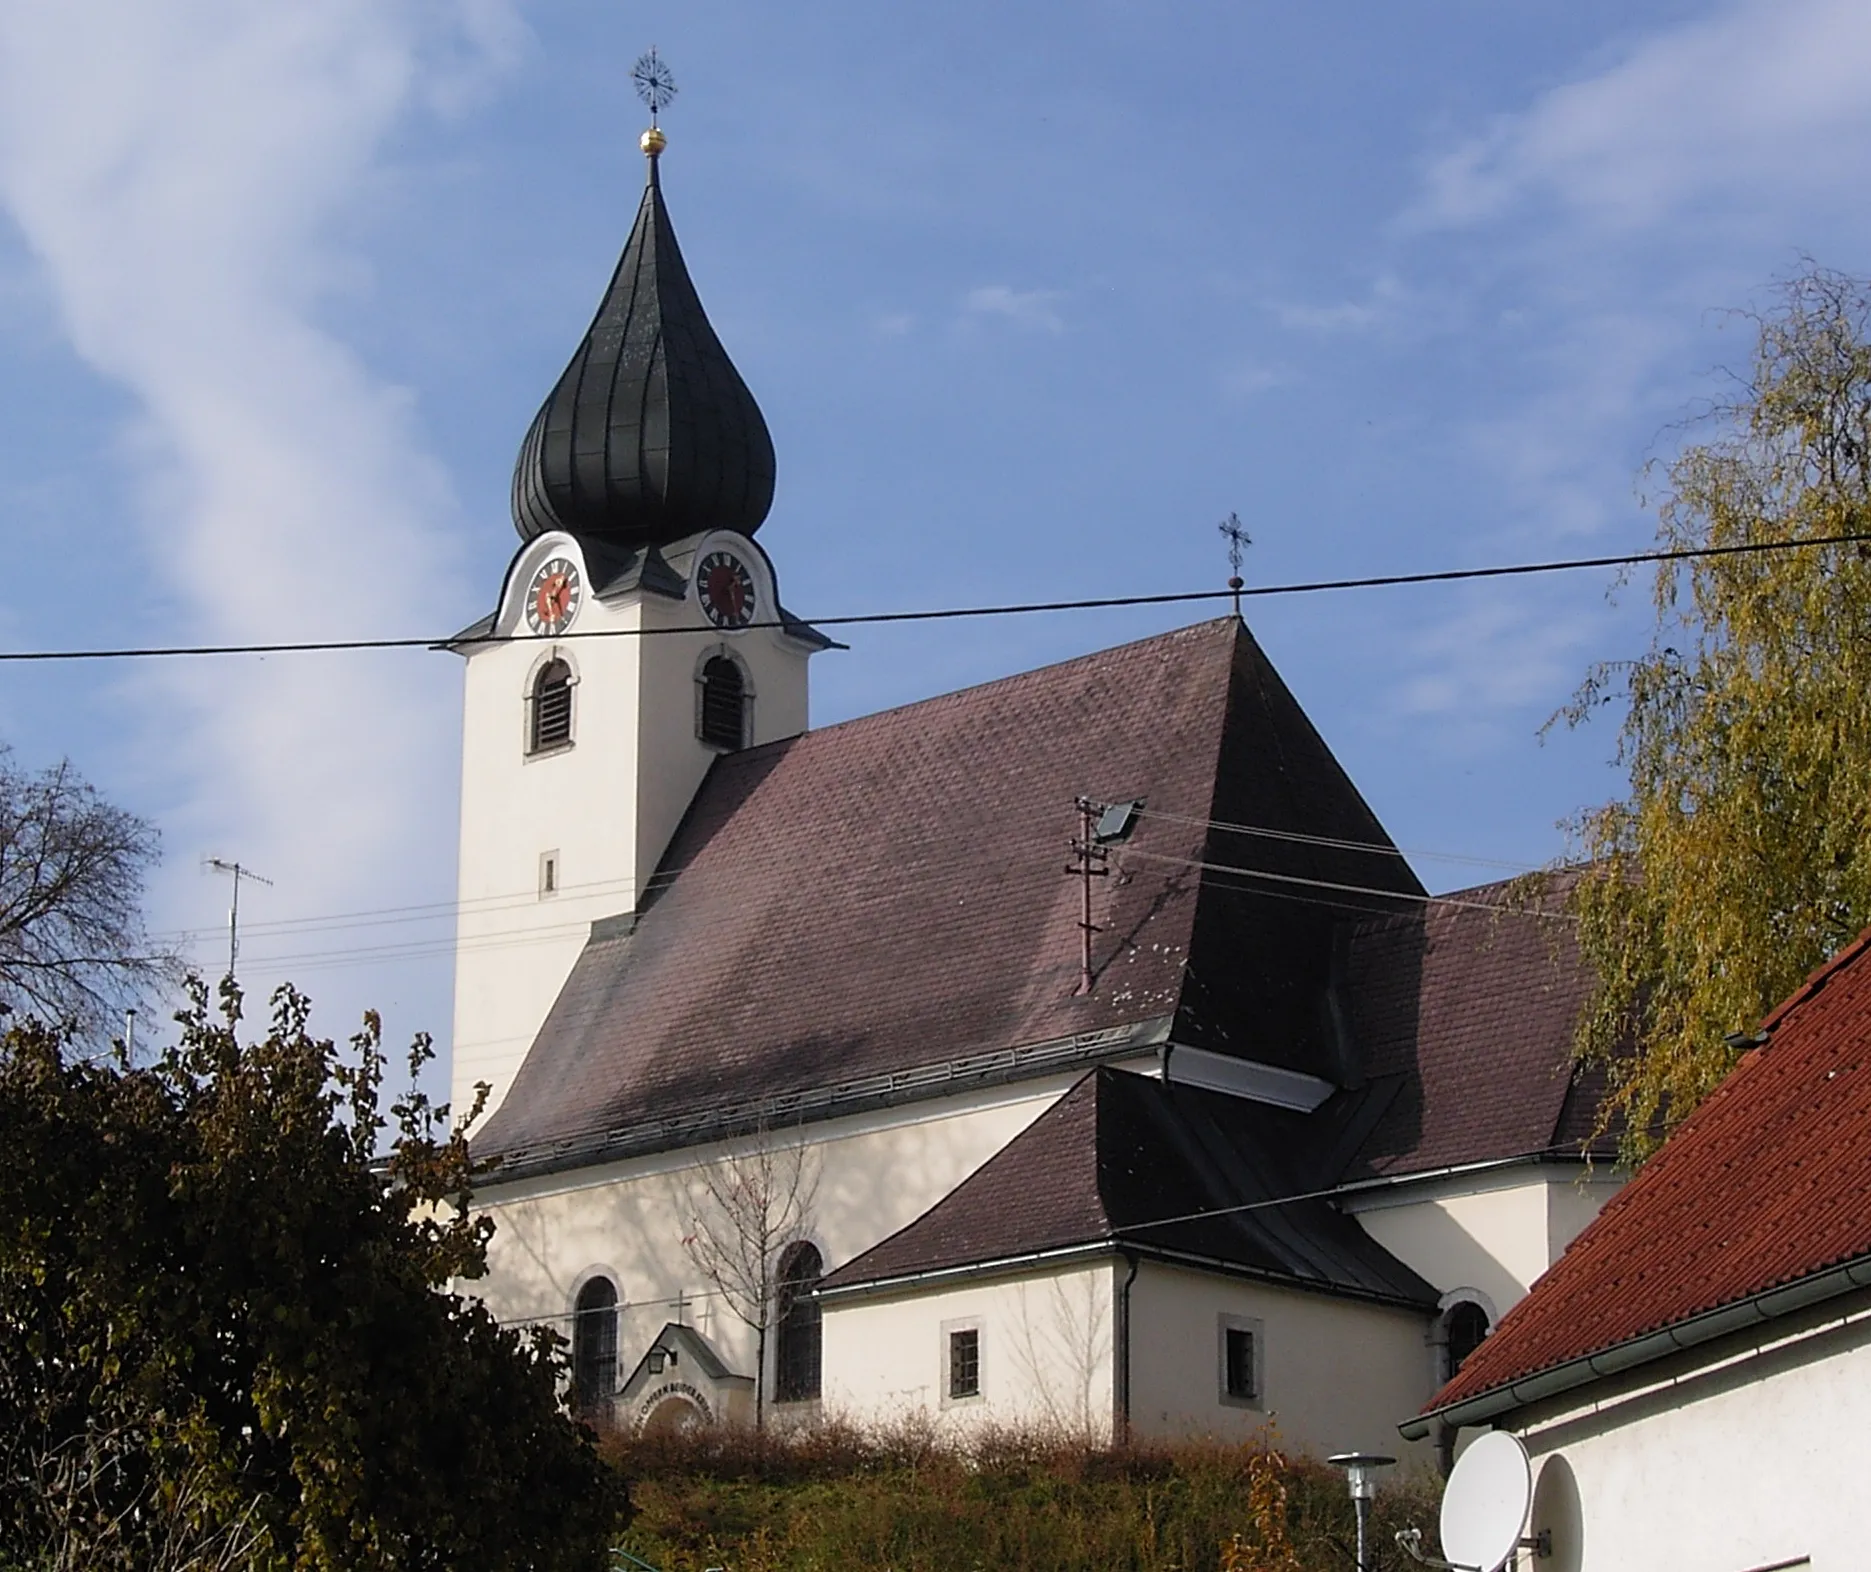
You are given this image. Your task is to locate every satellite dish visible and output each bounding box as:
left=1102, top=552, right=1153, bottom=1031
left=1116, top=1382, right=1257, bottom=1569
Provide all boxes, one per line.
left=1439, top=1431, right=1533, bottom=1572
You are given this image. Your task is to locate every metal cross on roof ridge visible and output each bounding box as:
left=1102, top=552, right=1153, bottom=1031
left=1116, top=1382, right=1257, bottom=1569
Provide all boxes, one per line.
left=1219, top=511, right=1251, bottom=618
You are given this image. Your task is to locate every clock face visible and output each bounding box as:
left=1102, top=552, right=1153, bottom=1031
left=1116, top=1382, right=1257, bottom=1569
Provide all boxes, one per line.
left=525, top=557, right=582, bottom=636
left=697, top=550, right=756, bottom=629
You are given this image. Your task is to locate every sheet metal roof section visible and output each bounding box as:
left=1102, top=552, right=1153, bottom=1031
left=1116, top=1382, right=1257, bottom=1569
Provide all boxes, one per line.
left=1420, top=923, right=1871, bottom=1424
left=511, top=133, right=775, bottom=548
left=819, top=1067, right=1436, bottom=1308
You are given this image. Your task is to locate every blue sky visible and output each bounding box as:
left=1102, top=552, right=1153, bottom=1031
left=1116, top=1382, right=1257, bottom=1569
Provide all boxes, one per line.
left=0, top=0, right=1866, bottom=1070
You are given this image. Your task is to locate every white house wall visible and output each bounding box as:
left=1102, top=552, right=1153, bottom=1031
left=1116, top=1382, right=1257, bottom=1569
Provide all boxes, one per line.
left=822, top=1264, right=1117, bottom=1438
left=470, top=1077, right=1078, bottom=1402
left=1511, top=1297, right=1871, bottom=1572
left=1343, top=1167, right=1621, bottom=1323
left=1127, top=1260, right=1434, bottom=1462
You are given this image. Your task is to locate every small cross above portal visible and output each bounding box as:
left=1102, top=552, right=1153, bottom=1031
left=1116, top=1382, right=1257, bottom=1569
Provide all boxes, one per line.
left=1218, top=511, right=1251, bottom=619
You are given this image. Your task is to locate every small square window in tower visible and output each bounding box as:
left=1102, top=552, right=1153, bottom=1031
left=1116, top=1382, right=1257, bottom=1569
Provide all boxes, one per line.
left=530, top=660, right=574, bottom=754
left=699, top=656, right=747, bottom=750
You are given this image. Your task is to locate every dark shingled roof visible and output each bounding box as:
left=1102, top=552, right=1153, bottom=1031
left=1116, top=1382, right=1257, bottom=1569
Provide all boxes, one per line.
left=1333, top=877, right=1611, bottom=1179
left=475, top=618, right=1422, bottom=1177
left=820, top=1067, right=1436, bottom=1307
left=511, top=144, right=775, bottom=548
left=1426, top=924, right=1871, bottom=1418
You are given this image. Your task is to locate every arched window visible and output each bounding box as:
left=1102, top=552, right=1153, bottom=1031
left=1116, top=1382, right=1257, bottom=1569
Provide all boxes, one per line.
left=571, top=1276, right=618, bottom=1417
left=530, top=659, right=574, bottom=754
left=1445, top=1299, right=1490, bottom=1376
left=774, top=1241, right=823, bottom=1403
left=698, top=656, right=747, bottom=751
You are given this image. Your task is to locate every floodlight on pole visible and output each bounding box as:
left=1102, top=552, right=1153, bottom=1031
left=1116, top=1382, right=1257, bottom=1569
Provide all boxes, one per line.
left=1328, top=1452, right=1395, bottom=1572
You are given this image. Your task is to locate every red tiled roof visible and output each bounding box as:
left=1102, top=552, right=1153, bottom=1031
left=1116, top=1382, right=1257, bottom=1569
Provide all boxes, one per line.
left=1426, top=924, right=1871, bottom=1416
left=476, top=619, right=1421, bottom=1174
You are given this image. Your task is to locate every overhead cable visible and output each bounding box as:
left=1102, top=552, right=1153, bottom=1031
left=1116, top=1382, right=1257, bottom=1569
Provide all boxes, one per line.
left=4, top=530, right=1866, bottom=664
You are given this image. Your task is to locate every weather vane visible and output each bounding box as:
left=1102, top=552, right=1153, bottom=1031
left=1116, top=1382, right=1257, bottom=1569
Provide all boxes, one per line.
left=631, top=47, right=678, bottom=127
left=1219, top=511, right=1251, bottom=618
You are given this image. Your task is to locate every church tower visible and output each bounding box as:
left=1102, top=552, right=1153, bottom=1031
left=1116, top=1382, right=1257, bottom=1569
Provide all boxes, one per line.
left=449, top=116, right=829, bottom=1122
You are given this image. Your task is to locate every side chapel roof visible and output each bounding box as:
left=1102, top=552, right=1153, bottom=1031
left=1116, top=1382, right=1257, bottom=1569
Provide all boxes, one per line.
left=1332, top=877, right=1609, bottom=1179
left=1423, top=923, right=1871, bottom=1423
left=475, top=618, right=1422, bottom=1178
left=818, top=1067, right=1436, bottom=1307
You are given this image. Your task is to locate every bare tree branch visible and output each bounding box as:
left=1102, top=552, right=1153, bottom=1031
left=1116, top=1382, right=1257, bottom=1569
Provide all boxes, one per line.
left=0, top=746, right=177, bottom=1039
left=679, top=1114, right=820, bottom=1429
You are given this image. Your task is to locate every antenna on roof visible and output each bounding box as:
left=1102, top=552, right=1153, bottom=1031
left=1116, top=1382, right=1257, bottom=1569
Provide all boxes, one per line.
left=1064, top=797, right=1143, bottom=996
left=1219, top=511, right=1251, bottom=620
left=203, top=856, right=273, bottom=983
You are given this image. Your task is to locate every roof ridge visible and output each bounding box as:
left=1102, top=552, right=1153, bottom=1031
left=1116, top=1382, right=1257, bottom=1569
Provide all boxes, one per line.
left=789, top=617, right=1240, bottom=745
left=1760, top=921, right=1871, bottom=1033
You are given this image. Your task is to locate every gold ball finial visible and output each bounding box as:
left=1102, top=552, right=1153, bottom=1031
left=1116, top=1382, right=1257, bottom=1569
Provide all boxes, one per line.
left=641, top=126, right=667, bottom=157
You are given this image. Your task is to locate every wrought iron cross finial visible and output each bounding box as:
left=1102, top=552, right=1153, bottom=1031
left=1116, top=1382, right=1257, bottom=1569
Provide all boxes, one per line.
left=1219, top=511, right=1251, bottom=618
left=632, top=46, right=678, bottom=126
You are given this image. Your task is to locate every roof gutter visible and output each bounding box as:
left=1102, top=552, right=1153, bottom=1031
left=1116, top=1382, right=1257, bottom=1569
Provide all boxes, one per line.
left=1401, top=1248, right=1871, bottom=1440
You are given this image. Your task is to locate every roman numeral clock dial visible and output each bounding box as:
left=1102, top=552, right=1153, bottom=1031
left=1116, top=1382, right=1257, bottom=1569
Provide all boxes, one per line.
left=697, top=550, right=756, bottom=629
left=525, top=557, right=582, bottom=635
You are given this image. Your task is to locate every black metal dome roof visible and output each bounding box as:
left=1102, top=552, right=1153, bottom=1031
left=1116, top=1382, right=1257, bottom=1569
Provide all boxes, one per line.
left=511, top=138, right=775, bottom=547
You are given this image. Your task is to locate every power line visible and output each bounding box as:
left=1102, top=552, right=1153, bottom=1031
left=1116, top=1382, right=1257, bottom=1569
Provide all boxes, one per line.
left=5, top=531, right=1866, bottom=664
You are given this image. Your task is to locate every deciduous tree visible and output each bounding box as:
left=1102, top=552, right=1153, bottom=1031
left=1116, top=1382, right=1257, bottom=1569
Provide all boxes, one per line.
left=0, top=980, right=626, bottom=1569
left=1561, top=263, right=1871, bottom=1162
left=0, top=747, right=176, bottom=1038
left=678, top=1118, right=819, bottom=1430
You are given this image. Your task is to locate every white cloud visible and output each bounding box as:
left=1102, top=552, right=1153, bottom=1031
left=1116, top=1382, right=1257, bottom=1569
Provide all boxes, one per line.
left=1269, top=275, right=1410, bottom=337
left=961, top=283, right=1065, bottom=334
left=0, top=0, right=522, bottom=1047
left=1219, top=361, right=1284, bottom=397
left=1416, top=0, right=1871, bottom=231
left=1380, top=594, right=1601, bottom=760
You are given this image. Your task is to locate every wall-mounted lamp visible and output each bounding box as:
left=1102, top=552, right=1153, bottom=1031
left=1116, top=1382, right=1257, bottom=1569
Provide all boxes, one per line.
left=646, top=1342, right=679, bottom=1375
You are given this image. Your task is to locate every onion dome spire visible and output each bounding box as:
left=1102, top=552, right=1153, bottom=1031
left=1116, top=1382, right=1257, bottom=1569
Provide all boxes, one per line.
left=511, top=68, right=775, bottom=548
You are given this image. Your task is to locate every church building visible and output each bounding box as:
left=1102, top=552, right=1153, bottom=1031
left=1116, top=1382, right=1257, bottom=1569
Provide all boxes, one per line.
left=447, top=113, right=1617, bottom=1461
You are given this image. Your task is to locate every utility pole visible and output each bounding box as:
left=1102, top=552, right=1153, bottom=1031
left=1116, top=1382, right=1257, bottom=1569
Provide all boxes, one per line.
left=204, top=857, right=273, bottom=981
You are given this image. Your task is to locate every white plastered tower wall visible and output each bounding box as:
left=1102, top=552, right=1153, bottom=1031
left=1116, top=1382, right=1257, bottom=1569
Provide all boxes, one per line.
left=449, top=526, right=814, bottom=1121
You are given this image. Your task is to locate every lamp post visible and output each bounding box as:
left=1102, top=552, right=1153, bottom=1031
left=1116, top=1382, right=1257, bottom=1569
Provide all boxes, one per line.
left=1328, top=1452, right=1396, bottom=1572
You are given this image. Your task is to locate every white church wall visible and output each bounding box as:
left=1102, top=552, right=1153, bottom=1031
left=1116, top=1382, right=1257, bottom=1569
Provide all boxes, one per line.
left=471, top=1074, right=1085, bottom=1409
left=1341, top=1165, right=1621, bottom=1325
left=1507, top=1297, right=1871, bottom=1572
left=820, top=1263, right=1117, bottom=1439
left=1126, top=1260, right=1434, bottom=1462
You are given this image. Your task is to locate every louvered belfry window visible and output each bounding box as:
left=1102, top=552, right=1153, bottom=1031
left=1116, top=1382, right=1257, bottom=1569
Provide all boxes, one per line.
left=699, top=656, right=746, bottom=750
left=530, top=660, right=573, bottom=753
